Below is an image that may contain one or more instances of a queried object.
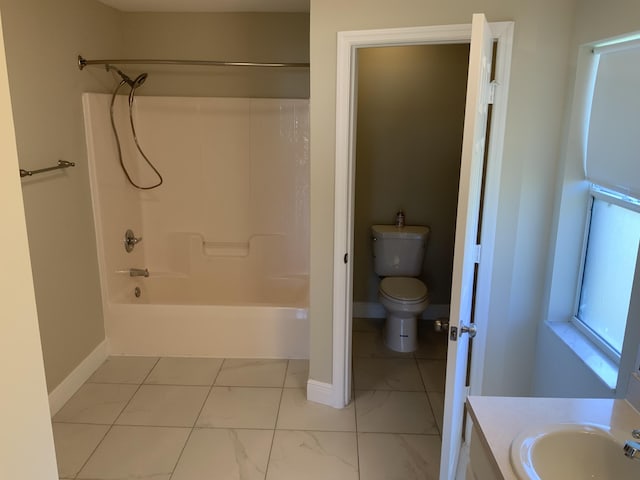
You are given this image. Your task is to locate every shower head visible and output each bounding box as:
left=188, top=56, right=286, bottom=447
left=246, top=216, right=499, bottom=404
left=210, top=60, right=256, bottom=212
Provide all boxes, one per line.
left=133, top=73, right=148, bottom=88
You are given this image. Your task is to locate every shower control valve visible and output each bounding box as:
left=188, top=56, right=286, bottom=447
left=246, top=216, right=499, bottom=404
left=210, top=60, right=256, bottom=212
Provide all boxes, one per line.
left=124, top=229, right=142, bottom=253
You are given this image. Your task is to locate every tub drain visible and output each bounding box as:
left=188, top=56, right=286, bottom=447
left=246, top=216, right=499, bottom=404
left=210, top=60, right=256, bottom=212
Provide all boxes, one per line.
left=134, top=286, right=141, bottom=298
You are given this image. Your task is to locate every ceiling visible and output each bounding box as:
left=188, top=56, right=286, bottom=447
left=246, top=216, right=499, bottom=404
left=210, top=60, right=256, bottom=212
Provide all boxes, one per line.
left=96, top=0, right=309, bottom=13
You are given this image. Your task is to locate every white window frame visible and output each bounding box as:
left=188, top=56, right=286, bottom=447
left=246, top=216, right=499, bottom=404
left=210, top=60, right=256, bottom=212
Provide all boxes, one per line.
left=542, top=32, right=640, bottom=394
left=570, top=185, right=640, bottom=364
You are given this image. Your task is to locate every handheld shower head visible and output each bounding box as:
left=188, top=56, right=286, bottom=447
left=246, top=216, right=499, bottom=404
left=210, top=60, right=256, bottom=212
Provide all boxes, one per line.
left=133, top=73, right=148, bottom=88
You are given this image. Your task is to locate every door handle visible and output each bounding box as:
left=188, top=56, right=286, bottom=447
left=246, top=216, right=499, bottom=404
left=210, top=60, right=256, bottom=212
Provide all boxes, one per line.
left=449, top=324, right=477, bottom=341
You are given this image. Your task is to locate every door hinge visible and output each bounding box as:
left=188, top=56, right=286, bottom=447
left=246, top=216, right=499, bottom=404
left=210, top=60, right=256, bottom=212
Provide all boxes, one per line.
left=344, top=253, right=348, bottom=264
left=473, top=244, right=481, bottom=264
left=488, top=80, right=498, bottom=105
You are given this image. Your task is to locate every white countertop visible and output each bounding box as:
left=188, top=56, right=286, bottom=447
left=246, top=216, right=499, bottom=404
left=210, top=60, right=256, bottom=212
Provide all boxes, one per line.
left=467, top=396, right=640, bottom=480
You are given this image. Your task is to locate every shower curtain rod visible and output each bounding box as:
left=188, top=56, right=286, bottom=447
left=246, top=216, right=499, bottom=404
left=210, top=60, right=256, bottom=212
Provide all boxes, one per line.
left=77, top=55, right=309, bottom=70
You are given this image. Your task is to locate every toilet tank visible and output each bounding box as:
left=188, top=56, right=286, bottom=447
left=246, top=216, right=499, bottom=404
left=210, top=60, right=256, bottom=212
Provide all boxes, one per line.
left=371, top=225, right=430, bottom=276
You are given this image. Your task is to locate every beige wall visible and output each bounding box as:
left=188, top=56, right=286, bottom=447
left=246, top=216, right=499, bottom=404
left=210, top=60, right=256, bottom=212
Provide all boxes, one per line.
left=309, top=0, right=577, bottom=392
left=353, top=44, right=469, bottom=306
left=0, top=0, right=122, bottom=392
left=0, top=7, right=57, bottom=475
left=120, top=13, right=309, bottom=98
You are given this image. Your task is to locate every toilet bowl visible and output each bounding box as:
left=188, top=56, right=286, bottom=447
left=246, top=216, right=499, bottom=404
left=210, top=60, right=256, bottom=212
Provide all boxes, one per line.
left=379, top=276, right=429, bottom=352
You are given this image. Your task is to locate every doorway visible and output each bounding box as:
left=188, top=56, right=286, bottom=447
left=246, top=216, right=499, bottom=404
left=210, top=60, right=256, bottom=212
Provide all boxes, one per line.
left=350, top=41, right=470, bottom=475
left=352, top=43, right=470, bottom=327
left=330, top=18, right=514, bottom=480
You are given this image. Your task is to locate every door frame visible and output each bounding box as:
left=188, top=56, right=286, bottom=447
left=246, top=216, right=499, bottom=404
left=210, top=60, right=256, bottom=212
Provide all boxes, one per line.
left=330, top=21, right=514, bottom=409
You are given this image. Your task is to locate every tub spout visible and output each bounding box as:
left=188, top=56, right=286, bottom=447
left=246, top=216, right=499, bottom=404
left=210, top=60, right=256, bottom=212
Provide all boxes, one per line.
left=129, top=268, right=149, bottom=278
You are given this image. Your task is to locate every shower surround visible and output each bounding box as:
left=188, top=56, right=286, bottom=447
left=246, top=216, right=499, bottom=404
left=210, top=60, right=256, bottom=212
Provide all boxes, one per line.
left=83, top=94, right=309, bottom=358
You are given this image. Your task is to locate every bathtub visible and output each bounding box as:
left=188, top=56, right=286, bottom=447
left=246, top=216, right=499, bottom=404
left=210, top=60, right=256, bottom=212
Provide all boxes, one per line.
left=105, top=273, right=309, bottom=358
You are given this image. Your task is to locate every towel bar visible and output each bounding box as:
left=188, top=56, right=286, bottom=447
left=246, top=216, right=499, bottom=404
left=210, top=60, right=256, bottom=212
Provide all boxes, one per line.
left=20, top=160, right=75, bottom=178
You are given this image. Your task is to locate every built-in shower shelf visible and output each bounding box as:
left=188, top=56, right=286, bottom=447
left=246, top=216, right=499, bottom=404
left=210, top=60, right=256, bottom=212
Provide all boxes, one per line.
left=203, top=241, right=250, bottom=257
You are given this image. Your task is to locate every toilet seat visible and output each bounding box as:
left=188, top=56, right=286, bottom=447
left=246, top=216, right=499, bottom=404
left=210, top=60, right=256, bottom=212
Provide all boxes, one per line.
left=379, top=277, right=428, bottom=304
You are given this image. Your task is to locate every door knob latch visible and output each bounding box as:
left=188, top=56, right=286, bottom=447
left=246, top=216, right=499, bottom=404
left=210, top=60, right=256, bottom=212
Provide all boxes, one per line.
left=450, top=324, right=477, bottom=341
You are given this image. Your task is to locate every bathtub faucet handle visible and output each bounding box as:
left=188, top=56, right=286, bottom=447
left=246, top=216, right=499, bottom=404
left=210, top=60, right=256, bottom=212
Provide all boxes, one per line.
left=124, top=229, right=142, bottom=253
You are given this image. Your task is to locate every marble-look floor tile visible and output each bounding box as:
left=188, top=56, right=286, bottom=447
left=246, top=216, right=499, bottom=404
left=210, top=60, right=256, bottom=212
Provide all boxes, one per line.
left=284, top=359, right=309, bottom=388
left=53, top=383, right=138, bottom=424
left=172, top=428, right=272, bottom=480
left=355, top=390, right=438, bottom=434
left=215, top=359, right=288, bottom=387
left=415, top=325, right=448, bottom=360
left=52, top=423, right=109, bottom=478
left=352, top=317, right=384, bottom=333
left=277, top=388, right=356, bottom=432
left=418, top=359, right=447, bottom=392
left=196, top=386, right=281, bottom=429
left=353, top=358, right=424, bottom=391
left=266, top=430, right=359, bottom=480
left=358, top=432, right=441, bottom=479
left=352, top=331, right=414, bottom=359
left=76, top=425, right=189, bottom=480
left=88, top=356, right=158, bottom=384
left=115, top=385, right=209, bottom=427
left=144, top=357, right=223, bottom=386
left=428, top=391, right=445, bottom=435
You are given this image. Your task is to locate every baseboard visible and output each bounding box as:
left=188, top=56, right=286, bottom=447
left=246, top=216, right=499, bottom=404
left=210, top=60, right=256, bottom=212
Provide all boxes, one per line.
left=307, top=379, right=344, bottom=408
left=48, top=339, right=109, bottom=417
left=353, top=301, right=450, bottom=320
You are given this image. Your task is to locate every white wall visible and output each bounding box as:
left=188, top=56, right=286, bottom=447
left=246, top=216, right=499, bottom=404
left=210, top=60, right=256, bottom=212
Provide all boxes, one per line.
left=0, top=7, right=57, bottom=477
left=309, top=0, right=576, bottom=396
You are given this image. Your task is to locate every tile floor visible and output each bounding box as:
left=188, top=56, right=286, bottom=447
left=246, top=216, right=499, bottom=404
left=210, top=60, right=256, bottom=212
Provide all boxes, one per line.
left=52, top=318, right=447, bottom=480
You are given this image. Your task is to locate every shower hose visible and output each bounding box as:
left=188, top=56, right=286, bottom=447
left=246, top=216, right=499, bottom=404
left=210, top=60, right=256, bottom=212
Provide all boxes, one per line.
left=109, top=77, right=163, bottom=190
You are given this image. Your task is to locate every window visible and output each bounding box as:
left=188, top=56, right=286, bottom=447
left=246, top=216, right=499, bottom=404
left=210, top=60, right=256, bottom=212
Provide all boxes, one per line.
left=574, top=188, right=640, bottom=360
left=573, top=36, right=640, bottom=364
left=542, top=32, right=640, bottom=393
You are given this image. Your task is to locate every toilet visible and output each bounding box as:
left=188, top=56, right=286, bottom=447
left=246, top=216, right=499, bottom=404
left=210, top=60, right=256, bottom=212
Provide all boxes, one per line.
left=371, top=224, right=430, bottom=352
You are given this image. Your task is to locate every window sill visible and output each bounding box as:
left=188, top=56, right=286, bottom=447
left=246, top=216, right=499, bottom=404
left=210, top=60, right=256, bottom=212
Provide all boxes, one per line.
left=546, top=320, right=618, bottom=392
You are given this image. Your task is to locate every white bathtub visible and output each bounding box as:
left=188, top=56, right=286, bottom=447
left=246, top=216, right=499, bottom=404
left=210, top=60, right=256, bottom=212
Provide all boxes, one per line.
left=105, top=274, right=309, bottom=358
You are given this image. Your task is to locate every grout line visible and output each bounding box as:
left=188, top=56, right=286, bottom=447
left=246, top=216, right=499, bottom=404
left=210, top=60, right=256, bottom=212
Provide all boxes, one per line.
left=353, top=352, right=362, bottom=480
left=167, top=356, right=227, bottom=479
left=73, top=357, right=160, bottom=478
left=66, top=423, right=111, bottom=480
left=263, top=365, right=286, bottom=480
left=71, top=356, right=161, bottom=479
left=353, top=430, right=441, bottom=437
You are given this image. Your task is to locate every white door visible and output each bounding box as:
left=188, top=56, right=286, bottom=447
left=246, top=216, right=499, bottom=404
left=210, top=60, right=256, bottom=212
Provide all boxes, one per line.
left=439, top=13, right=494, bottom=480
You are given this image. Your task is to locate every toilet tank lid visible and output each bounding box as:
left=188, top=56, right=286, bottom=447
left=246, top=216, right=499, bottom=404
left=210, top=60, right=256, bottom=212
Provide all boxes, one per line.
left=371, top=225, right=430, bottom=240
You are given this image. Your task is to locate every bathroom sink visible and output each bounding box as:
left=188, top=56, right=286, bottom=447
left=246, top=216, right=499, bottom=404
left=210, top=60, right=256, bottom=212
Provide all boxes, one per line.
left=510, top=423, right=640, bottom=479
